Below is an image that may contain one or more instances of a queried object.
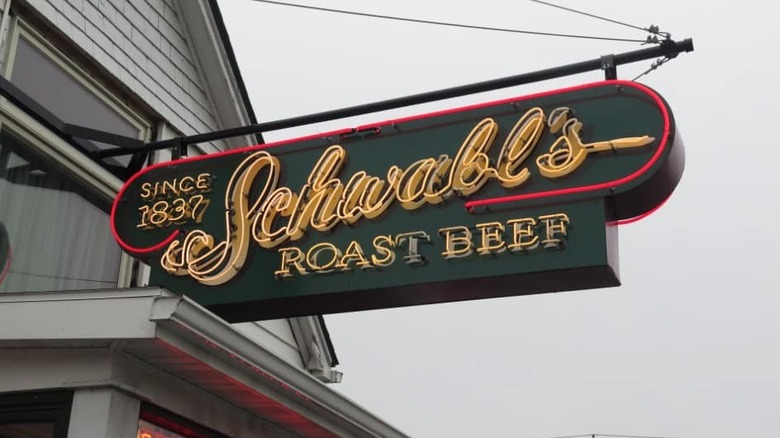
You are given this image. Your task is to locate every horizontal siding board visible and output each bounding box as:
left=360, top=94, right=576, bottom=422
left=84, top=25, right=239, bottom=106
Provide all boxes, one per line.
left=23, top=0, right=221, bottom=138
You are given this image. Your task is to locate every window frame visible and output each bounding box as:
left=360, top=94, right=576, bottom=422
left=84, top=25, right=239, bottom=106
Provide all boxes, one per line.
left=0, top=125, right=131, bottom=290
left=0, top=390, right=74, bottom=438
left=3, top=18, right=152, bottom=144
left=0, top=16, right=159, bottom=289
left=138, top=403, right=229, bottom=438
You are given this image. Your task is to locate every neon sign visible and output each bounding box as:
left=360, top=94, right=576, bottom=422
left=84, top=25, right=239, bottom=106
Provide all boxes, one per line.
left=112, top=81, right=684, bottom=321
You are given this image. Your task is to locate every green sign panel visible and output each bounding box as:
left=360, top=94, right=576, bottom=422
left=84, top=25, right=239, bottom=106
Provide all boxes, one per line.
left=111, top=81, right=683, bottom=321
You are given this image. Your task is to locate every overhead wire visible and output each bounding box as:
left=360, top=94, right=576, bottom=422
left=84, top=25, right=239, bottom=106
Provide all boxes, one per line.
left=529, top=0, right=652, bottom=34
left=526, top=0, right=680, bottom=80
left=8, top=269, right=116, bottom=284
left=597, top=434, right=715, bottom=438
left=243, top=0, right=685, bottom=81
left=531, top=434, right=716, bottom=438
left=532, top=435, right=595, bottom=438
left=245, top=0, right=647, bottom=43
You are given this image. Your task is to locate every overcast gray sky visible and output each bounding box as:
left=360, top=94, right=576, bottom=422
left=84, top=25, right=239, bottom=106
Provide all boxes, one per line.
left=218, top=1, right=779, bottom=436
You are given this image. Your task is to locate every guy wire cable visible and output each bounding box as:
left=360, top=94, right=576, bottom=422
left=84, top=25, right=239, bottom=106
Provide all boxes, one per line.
left=246, top=0, right=647, bottom=43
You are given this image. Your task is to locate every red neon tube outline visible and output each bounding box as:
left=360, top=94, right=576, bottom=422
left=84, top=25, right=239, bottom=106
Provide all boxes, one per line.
left=463, top=81, right=671, bottom=213
left=112, top=80, right=669, bottom=254
left=110, top=127, right=356, bottom=254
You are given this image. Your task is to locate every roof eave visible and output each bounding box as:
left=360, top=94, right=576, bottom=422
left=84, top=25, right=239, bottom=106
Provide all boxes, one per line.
left=0, top=288, right=407, bottom=438
left=177, top=0, right=263, bottom=148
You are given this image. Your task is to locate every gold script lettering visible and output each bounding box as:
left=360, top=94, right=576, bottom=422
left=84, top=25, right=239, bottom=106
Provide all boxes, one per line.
left=161, top=152, right=278, bottom=285
left=158, top=107, right=650, bottom=285
left=536, top=107, right=655, bottom=178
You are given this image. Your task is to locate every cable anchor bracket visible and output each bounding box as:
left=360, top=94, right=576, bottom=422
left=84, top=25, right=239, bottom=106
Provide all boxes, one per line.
left=601, top=54, right=617, bottom=80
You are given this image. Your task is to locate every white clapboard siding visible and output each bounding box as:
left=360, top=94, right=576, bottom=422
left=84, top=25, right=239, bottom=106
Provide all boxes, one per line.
left=25, top=0, right=221, bottom=141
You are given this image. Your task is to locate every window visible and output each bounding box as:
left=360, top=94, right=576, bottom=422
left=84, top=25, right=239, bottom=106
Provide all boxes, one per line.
left=137, top=404, right=228, bottom=438
left=0, top=422, right=56, bottom=437
left=0, top=130, right=121, bottom=292
left=0, top=17, right=154, bottom=292
left=0, top=391, right=73, bottom=438
left=137, top=419, right=191, bottom=438
left=5, top=24, right=150, bottom=169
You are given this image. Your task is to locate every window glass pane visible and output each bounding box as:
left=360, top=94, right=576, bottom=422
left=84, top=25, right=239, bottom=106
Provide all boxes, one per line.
left=10, top=36, right=140, bottom=166
left=138, top=406, right=227, bottom=438
left=137, top=419, right=188, bottom=438
left=0, top=131, right=121, bottom=292
left=0, top=422, right=55, bottom=438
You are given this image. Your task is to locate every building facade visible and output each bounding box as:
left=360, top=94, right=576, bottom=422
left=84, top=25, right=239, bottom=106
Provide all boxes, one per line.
left=0, top=1, right=406, bottom=437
